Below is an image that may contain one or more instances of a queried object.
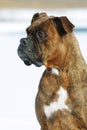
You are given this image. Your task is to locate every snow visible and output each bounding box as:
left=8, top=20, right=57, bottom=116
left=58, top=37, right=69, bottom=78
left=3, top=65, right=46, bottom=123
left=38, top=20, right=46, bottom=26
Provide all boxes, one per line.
left=0, top=8, right=87, bottom=130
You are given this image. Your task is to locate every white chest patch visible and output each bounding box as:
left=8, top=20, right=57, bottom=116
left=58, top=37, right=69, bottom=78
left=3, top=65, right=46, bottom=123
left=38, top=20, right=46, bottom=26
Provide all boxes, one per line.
left=44, top=87, right=70, bottom=118
left=52, top=68, right=59, bottom=76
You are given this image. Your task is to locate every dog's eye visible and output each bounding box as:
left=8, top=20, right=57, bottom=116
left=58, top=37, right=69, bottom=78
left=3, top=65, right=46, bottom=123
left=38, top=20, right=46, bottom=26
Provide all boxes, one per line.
left=36, top=31, right=45, bottom=39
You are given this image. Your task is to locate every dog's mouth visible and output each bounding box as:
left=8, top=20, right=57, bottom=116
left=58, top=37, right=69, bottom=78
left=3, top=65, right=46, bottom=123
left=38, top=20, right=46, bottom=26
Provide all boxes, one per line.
left=17, top=36, right=43, bottom=67
left=24, top=60, right=32, bottom=66
left=17, top=49, right=42, bottom=67
left=23, top=59, right=42, bottom=67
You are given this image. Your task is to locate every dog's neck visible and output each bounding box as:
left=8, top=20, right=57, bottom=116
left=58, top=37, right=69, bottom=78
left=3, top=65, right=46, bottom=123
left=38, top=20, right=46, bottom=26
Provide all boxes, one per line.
left=51, top=33, right=87, bottom=89
left=58, top=33, right=87, bottom=72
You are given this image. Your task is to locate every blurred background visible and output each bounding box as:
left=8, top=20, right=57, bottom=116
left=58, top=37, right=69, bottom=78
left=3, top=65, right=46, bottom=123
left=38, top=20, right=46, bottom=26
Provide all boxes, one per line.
left=0, top=1, right=87, bottom=130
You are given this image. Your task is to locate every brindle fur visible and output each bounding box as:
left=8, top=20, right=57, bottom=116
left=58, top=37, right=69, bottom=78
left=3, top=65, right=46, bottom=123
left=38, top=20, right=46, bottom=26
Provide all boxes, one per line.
left=18, top=12, right=87, bottom=130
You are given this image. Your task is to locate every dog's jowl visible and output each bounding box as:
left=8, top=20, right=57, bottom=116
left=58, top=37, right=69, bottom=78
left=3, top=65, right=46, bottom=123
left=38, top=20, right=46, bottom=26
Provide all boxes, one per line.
left=18, top=12, right=87, bottom=130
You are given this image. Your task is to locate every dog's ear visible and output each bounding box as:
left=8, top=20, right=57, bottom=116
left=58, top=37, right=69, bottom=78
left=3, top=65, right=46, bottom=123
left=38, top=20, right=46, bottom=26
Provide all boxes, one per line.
left=53, top=16, right=75, bottom=36
left=31, top=13, right=39, bottom=23
left=31, top=12, right=48, bottom=23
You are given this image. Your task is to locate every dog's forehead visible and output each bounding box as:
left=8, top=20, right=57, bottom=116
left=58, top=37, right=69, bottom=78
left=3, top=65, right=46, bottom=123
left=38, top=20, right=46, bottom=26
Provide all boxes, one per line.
left=27, top=16, right=54, bottom=32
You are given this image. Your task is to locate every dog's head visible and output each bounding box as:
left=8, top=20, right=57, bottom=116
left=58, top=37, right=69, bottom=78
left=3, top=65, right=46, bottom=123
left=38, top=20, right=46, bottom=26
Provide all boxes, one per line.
left=17, top=12, right=74, bottom=68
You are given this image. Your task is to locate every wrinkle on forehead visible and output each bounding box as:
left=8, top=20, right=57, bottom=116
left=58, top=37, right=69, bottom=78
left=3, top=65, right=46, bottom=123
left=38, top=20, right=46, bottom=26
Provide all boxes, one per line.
left=27, top=16, right=54, bottom=32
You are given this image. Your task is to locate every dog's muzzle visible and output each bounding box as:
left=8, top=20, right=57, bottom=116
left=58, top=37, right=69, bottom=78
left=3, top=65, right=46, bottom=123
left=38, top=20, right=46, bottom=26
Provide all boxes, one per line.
left=17, top=37, right=42, bottom=67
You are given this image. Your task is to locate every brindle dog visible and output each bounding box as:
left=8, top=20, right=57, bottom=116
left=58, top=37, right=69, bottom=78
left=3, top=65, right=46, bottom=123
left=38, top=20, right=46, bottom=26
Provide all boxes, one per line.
left=18, top=12, right=87, bottom=130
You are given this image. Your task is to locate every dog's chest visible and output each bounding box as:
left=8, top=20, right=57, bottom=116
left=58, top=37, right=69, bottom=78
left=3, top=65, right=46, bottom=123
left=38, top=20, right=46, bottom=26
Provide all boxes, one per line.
left=44, top=68, right=70, bottom=119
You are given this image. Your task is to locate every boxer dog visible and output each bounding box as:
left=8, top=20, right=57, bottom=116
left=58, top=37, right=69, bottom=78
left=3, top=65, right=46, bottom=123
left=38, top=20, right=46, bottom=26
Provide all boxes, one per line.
left=17, top=12, right=87, bottom=129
